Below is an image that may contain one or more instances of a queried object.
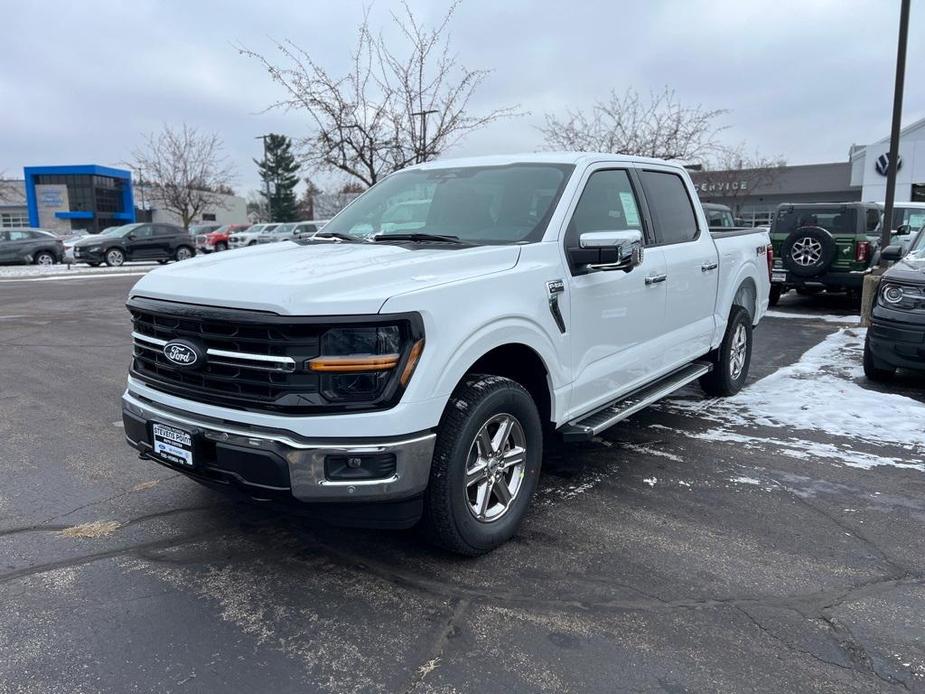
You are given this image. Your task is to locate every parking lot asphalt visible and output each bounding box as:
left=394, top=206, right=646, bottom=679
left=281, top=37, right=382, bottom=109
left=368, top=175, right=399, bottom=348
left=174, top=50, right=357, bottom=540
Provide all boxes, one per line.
left=1, top=276, right=924, bottom=693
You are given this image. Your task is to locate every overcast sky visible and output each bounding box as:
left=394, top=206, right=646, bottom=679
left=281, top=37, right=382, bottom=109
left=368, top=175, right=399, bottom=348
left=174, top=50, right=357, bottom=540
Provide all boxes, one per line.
left=1, top=0, right=923, bottom=195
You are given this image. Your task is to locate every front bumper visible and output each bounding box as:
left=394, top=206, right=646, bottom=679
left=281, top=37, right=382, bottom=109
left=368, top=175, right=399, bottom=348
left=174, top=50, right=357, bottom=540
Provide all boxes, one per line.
left=122, top=390, right=436, bottom=506
left=868, top=307, right=925, bottom=372
left=73, top=246, right=104, bottom=263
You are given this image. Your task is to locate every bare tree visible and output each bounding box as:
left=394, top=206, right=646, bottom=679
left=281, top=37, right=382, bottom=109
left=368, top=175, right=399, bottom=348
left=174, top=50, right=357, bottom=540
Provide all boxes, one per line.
left=239, top=2, right=518, bottom=187
left=694, top=145, right=787, bottom=216
left=540, top=86, right=728, bottom=161
left=132, top=124, right=235, bottom=230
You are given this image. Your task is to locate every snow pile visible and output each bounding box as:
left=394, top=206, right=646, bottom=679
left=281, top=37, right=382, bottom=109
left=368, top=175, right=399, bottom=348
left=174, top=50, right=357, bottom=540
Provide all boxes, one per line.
left=0, top=262, right=156, bottom=280
left=669, top=328, right=925, bottom=453
left=765, top=310, right=861, bottom=325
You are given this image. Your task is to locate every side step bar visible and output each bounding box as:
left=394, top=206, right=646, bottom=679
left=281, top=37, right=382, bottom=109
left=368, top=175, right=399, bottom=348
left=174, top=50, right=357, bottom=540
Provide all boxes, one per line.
left=560, top=361, right=712, bottom=443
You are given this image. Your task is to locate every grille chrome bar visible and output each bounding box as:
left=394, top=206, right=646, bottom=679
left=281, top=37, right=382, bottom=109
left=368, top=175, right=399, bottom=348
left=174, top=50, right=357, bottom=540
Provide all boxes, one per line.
left=131, top=331, right=296, bottom=372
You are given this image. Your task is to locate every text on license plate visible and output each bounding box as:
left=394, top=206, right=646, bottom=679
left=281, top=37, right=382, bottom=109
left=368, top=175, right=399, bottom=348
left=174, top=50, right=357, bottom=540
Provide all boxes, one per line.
left=771, top=271, right=787, bottom=283
left=152, top=423, right=194, bottom=467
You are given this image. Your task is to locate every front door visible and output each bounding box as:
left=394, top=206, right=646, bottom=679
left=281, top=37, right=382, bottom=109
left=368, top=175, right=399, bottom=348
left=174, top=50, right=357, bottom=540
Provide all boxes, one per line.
left=127, top=225, right=158, bottom=259
left=562, top=167, right=669, bottom=418
left=638, top=168, right=718, bottom=367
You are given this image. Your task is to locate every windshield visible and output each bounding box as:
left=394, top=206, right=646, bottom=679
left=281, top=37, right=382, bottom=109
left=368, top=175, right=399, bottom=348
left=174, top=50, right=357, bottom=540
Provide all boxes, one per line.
left=908, top=229, right=925, bottom=256
left=322, top=163, right=574, bottom=244
left=273, top=223, right=296, bottom=233
left=773, top=207, right=859, bottom=236
left=892, top=207, right=925, bottom=231
left=242, top=225, right=263, bottom=234
left=190, top=224, right=217, bottom=234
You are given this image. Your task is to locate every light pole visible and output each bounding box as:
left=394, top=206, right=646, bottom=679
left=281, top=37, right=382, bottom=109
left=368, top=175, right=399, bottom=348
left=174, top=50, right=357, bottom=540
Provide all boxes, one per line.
left=256, top=134, right=273, bottom=222
left=862, top=0, right=911, bottom=324
left=411, top=109, right=438, bottom=163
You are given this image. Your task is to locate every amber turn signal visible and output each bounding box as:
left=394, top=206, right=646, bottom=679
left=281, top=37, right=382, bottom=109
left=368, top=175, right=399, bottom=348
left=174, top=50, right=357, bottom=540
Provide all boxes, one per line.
left=308, top=354, right=400, bottom=372
left=400, top=339, right=425, bottom=386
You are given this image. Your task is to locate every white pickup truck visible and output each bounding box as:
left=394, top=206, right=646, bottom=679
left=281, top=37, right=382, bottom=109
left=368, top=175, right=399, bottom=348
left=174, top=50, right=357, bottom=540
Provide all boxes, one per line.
left=121, top=153, right=771, bottom=555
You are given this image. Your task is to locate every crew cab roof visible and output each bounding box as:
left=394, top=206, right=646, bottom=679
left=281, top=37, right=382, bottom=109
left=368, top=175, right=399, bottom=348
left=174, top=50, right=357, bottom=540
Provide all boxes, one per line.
left=403, top=152, right=687, bottom=171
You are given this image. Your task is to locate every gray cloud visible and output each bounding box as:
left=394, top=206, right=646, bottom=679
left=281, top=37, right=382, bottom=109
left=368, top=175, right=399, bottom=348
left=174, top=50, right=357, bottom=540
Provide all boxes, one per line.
left=1, top=0, right=922, bottom=194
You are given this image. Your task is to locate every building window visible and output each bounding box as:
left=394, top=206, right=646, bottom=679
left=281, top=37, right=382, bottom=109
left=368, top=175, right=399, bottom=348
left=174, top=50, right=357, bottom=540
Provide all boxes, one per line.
left=0, top=211, right=28, bottom=227
left=202, top=213, right=216, bottom=221
left=913, top=184, right=925, bottom=203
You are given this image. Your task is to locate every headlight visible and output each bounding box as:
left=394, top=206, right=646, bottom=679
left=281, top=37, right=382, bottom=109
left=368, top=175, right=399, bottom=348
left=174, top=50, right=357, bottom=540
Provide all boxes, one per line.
left=307, top=324, right=424, bottom=402
left=881, top=283, right=905, bottom=305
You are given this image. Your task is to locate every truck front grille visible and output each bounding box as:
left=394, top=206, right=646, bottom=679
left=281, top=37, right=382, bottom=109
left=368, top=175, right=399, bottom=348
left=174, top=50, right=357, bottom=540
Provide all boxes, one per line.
left=128, top=298, right=326, bottom=414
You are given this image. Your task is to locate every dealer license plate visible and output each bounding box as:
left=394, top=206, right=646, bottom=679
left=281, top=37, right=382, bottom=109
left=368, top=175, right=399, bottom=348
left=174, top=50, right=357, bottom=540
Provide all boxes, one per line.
left=771, top=271, right=787, bottom=284
left=151, top=423, right=194, bottom=467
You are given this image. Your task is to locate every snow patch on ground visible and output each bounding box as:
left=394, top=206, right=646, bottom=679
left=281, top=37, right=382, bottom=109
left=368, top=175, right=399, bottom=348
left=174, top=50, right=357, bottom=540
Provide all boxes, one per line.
left=731, top=476, right=762, bottom=485
left=667, top=328, right=925, bottom=454
left=0, top=262, right=156, bottom=281
left=765, top=310, right=861, bottom=324
left=621, top=443, right=683, bottom=462
left=642, top=477, right=658, bottom=487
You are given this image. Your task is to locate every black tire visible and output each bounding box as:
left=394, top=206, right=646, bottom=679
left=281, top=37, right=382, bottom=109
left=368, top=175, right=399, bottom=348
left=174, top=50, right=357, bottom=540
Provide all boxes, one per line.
left=88, top=262, right=101, bottom=267
left=248, top=240, right=257, bottom=246
left=700, top=305, right=753, bottom=397
left=420, top=374, right=543, bottom=556
left=33, top=251, right=56, bottom=266
left=781, top=226, right=837, bottom=278
left=769, top=285, right=782, bottom=306
left=215, top=241, right=228, bottom=252
left=174, top=246, right=194, bottom=261
left=104, top=247, right=125, bottom=267
left=157, top=259, right=169, bottom=265
left=863, top=336, right=895, bottom=382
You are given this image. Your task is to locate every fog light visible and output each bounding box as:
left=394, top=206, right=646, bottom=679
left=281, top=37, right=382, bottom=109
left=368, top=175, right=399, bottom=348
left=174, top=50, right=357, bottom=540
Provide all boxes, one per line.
left=324, top=453, right=397, bottom=480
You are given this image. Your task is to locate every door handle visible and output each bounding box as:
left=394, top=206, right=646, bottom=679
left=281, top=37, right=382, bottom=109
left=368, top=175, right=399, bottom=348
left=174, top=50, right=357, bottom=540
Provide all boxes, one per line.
left=645, top=273, right=668, bottom=285
left=701, top=262, right=718, bottom=272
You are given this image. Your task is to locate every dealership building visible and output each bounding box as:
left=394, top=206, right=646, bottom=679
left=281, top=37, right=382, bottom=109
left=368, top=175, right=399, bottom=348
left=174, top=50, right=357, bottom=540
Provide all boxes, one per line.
left=690, top=116, right=925, bottom=227
left=0, top=164, right=246, bottom=233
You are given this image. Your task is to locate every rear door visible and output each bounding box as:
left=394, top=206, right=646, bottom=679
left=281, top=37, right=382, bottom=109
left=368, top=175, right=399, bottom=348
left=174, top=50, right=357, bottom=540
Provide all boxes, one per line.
left=3, top=230, right=34, bottom=263
left=638, top=168, right=718, bottom=368
left=563, top=166, right=669, bottom=415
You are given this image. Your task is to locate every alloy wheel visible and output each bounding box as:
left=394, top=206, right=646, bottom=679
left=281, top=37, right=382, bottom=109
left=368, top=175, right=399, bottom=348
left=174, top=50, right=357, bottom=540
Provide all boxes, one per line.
left=729, top=323, right=748, bottom=379
left=176, top=247, right=192, bottom=261
left=106, top=249, right=124, bottom=266
left=36, top=253, right=54, bottom=266
left=465, top=413, right=527, bottom=523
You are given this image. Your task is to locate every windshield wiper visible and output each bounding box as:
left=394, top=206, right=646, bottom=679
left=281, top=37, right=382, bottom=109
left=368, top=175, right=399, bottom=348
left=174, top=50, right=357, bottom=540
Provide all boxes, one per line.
left=372, top=232, right=467, bottom=245
left=310, top=231, right=359, bottom=242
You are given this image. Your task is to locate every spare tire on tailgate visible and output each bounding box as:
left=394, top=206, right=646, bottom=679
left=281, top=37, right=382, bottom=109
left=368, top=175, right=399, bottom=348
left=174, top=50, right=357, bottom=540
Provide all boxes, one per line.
left=781, top=226, right=837, bottom=278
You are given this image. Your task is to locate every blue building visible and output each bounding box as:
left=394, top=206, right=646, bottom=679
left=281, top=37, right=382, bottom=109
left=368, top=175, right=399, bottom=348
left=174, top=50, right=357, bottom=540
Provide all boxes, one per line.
left=24, top=165, right=135, bottom=235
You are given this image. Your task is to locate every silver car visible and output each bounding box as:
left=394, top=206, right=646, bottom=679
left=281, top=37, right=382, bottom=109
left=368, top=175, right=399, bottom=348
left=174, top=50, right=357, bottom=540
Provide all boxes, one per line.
left=259, top=221, right=331, bottom=244
left=228, top=223, right=278, bottom=248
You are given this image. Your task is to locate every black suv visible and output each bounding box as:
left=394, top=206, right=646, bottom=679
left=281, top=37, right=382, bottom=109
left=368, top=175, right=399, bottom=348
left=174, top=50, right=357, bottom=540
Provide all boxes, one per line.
left=73, top=223, right=195, bottom=267
left=769, top=202, right=886, bottom=305
left=865, top=227, right=925, bottom=380
left=0, top=228, right=64, bottom=265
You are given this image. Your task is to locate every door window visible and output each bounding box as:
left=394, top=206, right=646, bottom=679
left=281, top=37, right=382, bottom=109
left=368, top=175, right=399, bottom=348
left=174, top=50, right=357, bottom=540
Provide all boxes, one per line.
left=865, top=209, right=881, bottom=233
left=565, top=169, right=643, bottom=249
left=640, top=171, right=699, bottom=245
left=132, top=226, right=154, bottom=239
left=8, top=230, right=32, bottom=241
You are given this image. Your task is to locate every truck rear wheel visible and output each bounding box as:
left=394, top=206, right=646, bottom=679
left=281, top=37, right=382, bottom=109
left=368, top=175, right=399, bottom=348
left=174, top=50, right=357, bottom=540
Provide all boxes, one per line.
left=421, top=374, right=542, bottom=556
left=700, top=305, right=752, bottom=397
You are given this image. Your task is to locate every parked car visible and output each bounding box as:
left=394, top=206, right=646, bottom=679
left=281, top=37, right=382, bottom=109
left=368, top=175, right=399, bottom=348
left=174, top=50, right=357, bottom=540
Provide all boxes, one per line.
left=0, top=227, right=64, bottom=265
left=121, top=153, right=770, bottom=555
left=196, top=224, right=250, bottom=253
left=291, top=220, right=330, bottom=240
left=73, top=223, right=195, bottom=267
left=228, top=223, right=279, bottom=248
left=255, top=221, right=331, bottom=244
left=189, top=223, right=222, bottom=237
left=879, top=201, right=925, bottom=253
left=865, top=227, right=925, bottom=380
left=62, top=230, right=93, bottom=263
left=768, top=202, right=884, bottom=305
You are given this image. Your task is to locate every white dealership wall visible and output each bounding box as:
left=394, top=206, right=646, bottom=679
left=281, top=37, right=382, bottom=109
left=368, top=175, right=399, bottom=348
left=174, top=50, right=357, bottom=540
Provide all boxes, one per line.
left=137, top=185, right=248, bottom=226
left=850, top=116, right=925, bottom=202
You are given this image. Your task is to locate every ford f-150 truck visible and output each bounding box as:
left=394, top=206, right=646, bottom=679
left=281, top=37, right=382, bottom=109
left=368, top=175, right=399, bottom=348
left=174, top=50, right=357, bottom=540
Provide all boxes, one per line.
left=121, top=153, right=771, bottom=555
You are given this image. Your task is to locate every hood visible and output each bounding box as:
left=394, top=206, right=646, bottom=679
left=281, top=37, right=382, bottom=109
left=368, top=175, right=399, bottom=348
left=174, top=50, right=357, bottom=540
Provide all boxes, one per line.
left=75, top=235, right=106, bottom=247
left=129, top=241, right=521, bottom=315
left=884, top=251, right=925, bottom=284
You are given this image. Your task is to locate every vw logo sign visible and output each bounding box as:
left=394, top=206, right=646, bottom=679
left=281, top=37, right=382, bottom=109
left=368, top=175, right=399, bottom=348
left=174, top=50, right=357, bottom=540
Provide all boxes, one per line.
left=875, top=152, right=902, bottom=177
left=162, top=340, right=204, bottom=369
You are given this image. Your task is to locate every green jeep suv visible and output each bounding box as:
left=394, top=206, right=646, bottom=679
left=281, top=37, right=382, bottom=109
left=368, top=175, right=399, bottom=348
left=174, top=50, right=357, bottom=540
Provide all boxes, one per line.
left=769, top=202, right=882, bottom=305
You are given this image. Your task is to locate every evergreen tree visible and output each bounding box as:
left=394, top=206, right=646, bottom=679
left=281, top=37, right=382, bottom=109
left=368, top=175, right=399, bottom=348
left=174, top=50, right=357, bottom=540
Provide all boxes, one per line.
left=255, top=134, right=300, bottom=221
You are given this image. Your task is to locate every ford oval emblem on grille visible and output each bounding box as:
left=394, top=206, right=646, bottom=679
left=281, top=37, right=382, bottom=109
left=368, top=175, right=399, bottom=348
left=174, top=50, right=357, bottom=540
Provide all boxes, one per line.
left=163, top=340, right=204, bottom=369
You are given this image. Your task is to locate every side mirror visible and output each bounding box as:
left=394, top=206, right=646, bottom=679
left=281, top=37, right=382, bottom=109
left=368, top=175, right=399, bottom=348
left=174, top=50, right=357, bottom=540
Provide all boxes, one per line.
left=881, top=244, right=904, bottom=262
left=893, top=224, right=912, bottom=236
left=570, top=230, right=644, bottom=272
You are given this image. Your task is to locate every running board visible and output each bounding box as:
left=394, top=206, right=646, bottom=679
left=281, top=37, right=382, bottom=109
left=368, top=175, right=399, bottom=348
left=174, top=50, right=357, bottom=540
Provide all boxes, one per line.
left=560, top=362, right=712, bottom=443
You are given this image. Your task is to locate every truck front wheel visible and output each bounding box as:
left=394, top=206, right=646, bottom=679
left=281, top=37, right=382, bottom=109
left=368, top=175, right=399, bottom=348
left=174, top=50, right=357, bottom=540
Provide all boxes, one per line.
left=700, top=305, right=753, bottom=397
left=421, top=374, right=543, bottom=556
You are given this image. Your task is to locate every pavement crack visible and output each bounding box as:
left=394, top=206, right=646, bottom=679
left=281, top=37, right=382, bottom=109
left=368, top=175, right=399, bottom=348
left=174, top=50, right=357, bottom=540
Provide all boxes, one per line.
left=403, top=597, right=470, bottom=694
